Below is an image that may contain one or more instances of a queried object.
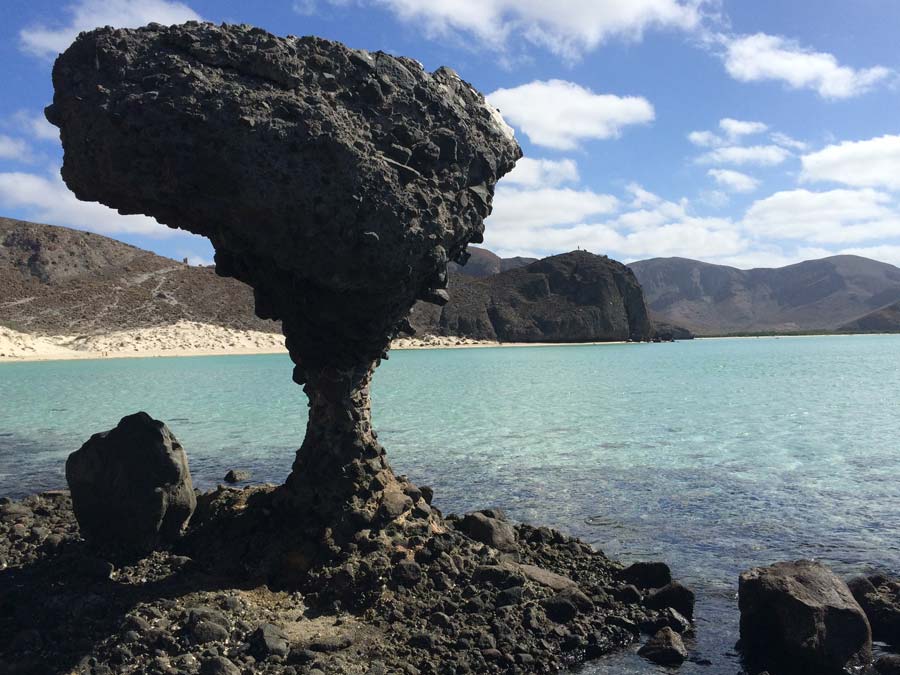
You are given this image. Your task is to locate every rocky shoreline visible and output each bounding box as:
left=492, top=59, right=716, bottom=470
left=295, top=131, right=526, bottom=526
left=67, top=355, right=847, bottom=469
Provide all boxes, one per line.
left=0, top=487, right=698, bottom=675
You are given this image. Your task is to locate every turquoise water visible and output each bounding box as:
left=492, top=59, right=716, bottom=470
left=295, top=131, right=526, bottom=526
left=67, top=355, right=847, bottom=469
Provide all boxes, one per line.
left=2, top=335, right=900, bottom=673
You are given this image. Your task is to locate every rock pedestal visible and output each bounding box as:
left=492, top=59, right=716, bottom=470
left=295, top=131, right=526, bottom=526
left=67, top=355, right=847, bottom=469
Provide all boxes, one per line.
left=48, top=22, right=521, bottom=529
left=739, top=560, right=872, bottom=673
left=66, top=412, right=196, bottom=551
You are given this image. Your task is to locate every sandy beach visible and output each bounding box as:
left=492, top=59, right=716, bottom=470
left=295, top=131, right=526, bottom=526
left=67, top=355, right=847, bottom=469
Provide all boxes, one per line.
left=0, top=322, right=640, bottom=363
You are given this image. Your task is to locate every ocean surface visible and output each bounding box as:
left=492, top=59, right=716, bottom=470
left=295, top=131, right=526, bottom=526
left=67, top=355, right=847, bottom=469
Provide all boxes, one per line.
left=2, top=335, right=899, bottom=673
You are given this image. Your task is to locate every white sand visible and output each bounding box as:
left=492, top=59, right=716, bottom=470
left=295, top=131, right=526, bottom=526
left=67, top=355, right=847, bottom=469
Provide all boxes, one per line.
left=0, top=322, right=635, bottom=363
left=0, top=321, right=287, bottom=362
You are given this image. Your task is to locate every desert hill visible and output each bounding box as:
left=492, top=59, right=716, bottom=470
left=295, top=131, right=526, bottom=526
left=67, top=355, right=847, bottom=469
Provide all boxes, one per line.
left=1, top=218, right=654, bottom=344
left=0, top=216, right=275, bottom=335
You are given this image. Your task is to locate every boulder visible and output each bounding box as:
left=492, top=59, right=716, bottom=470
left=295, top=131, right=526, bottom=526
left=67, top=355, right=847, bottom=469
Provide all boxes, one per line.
left=739, top=560, right=872, bottom=673
left=223, top=469, right=251, bottom=483
left=620, top=561, right=672, bottom=589
left=638, top=626, right=688, bottom=666
left=250, top=623, right=290, bottom=659
left=644, top=581, right=696, bottom=620
left=848, top=574, right=900, bottom=647
left=65, top=412, right=195, bottom=551
left=458, top=512, right=516, bottom=551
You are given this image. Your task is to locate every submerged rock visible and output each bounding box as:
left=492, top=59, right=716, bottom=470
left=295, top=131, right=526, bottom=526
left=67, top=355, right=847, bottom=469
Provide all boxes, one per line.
left=65, top=412, right=195, bottom=551
left=739, top=560, right=872, bottom=673
left=223, top=469, right=251, bottom=484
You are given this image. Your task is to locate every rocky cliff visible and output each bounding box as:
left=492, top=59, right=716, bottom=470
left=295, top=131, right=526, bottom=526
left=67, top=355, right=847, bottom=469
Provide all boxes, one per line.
left=410, top=250, right=654, bottom=342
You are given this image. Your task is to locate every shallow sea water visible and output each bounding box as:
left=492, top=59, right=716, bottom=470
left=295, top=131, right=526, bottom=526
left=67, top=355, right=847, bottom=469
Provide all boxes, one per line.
left=2, top=335, right=900, bottom=673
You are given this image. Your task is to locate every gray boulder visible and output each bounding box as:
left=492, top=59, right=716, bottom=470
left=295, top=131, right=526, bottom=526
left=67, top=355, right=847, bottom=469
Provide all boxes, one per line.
left=66, top=412, right=196, bottom=551
left=739, top=560, right=872, bottom=673
left=638, top=626, right=687, bottom=666
left=848, top=574, right=900, bottom=647
left=458, top=511, right=516, bottom=551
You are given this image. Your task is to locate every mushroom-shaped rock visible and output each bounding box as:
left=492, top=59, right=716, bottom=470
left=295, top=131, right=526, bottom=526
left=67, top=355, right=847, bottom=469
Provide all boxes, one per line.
left=47, top=22, right=521, bottom=530
left=739, top=560, right=872, bottom=673
left=66, top=412, right=196, bottom=551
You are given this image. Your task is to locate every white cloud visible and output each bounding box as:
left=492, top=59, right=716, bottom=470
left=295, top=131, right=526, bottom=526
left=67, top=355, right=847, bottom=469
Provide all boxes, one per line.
left=488, top=80, right=654, bottom=150
left=0, top=135, right=30, bottom=161
left=770, top=132, right=807, bottom=151
left=626, top=182, right=662, bottom=208
left=501, top=157, right=579, bottom=188
left=723, top=33, right=891, bottom=99
left=719, top=117, right=767, bottom=139
left=687, top=130, right=722, bottom=147
left=800, top=135, right=900, bottom=191
left=10, top=111, right=58, bottom=142
left=20, top=0, right=202, bottom=58
left=708, top=168, right=759, bottom=193
left=374, top=0, right=706, bottom=60
left=0, top=171, right=177, bottom=237
left=697, top=144, right=790, bottom=166
left=488, top=185, right=619, bottom=231
left=743, top=188, right=900, bottom=244
left=483, top=182, right=746, bottom=261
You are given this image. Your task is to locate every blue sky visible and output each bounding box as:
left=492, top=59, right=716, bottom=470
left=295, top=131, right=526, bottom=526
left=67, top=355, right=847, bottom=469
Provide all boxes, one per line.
left=2, top=0, right=900, bottom=269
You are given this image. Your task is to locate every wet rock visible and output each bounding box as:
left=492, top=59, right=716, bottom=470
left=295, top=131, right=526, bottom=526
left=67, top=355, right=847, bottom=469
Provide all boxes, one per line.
left=644, top=581, right=696, bottom=620
left=848, top=574, right=900, bottom=647
left=458, top=512, right=516, bottom=551
left=223, top=469, right=251, bottom=483
left=65, top=412, right=195, bottom=551
left=621, top=561, right=672, bottom=589
left=541, top=588, right=594, bottom=624
left=250, top=623, right=290, bottom=659
left=739, top=560, right=872, bottom=673
left=638, top=627, right=687, bottom=666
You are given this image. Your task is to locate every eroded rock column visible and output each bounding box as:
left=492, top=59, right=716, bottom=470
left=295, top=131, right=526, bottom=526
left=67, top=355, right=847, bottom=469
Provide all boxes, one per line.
left=47, top=21, right=521, bottom=530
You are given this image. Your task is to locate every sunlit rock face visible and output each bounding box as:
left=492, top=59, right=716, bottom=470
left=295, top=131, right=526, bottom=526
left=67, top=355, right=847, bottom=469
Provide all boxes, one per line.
left=47, top=22, right=520, bottom=524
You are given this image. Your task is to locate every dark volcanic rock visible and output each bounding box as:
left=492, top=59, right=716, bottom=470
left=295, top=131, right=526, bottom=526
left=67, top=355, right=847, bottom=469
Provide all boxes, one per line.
left=848, top=574, right=900, bottom=646
left=48, top=21, right=520, bottom=525
left=223, top=469, right=251, bottom=484
left=739, top=560, right=872, bottom=673
left=458, top=511, right=517, bottom=551
left=620, top=561, right=672, bottom=589
left=65, top=412, right=195, bottom=551
left=410, top=250, right=654, bottom=342
left=645, top=581, right=696, bottom=620
left=638, top=626, right=688, bottom=666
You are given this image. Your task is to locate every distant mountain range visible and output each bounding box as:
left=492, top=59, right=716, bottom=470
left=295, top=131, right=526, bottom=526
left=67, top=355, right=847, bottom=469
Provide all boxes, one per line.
left=627, top=256, right=900, bottom=335
left=0, top=218, right=655, bottom=344
left=4, top=216, right=897, bottom=339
